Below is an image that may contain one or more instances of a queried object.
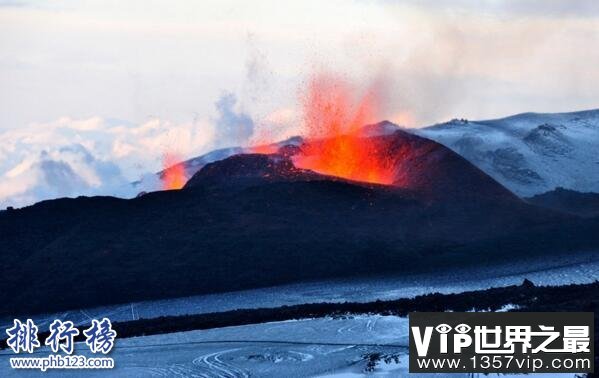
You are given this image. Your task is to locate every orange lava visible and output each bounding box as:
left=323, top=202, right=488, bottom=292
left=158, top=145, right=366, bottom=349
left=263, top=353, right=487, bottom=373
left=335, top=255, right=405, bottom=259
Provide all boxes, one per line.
left=162, top=153, right=186, bottom=190
left=248, top=143, right=279, bottom=155
left=247, top=125, right=280, bottom=155
left=293, top=74, right=395, bottom=185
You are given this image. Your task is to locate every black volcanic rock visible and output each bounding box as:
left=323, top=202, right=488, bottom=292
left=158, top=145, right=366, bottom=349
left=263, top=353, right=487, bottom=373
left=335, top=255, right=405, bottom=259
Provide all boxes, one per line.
left=521, top=278, right=535, bottom=289
left=367, top=130, right=518, bottom=201
left=526, top=187, right=599, bottom=217
left=1, top=131, right=598, bottom=316
left=523, top=123, right=572, bottom=156
left=184, top=153, right=324, bottom=189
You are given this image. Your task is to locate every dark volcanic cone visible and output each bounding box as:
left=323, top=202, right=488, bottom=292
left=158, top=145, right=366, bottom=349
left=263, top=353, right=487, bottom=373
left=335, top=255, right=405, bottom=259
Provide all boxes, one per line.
left=186, top=127, right=518, bottom=203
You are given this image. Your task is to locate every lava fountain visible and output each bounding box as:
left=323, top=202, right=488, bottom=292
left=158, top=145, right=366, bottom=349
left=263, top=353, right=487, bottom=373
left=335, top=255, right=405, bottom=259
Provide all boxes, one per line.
left=162, top=152, right=186, bottom=190
left=293, top=74, right=395, bottom=185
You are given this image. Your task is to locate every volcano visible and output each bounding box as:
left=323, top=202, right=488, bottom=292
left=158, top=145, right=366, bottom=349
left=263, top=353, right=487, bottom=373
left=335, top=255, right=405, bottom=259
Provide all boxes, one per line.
left=1, top=127, right=598, bottom=316
left=187, top=126, right=516, bottom=202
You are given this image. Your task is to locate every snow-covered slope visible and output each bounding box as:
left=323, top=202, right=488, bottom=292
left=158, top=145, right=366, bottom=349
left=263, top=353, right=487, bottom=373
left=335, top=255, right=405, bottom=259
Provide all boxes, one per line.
left=0, top=316, right=578, bottom=377
left=416, top=109, right=599, bottom=196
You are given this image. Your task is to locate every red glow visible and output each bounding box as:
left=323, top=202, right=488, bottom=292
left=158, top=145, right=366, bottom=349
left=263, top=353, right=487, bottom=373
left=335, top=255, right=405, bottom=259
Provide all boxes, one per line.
left=162, top=153, right=186, bottom=190
left=247, top=124, right=280, bottom=155
left=248, top=144, right=279, bottom=154
left=293, top=74, right=395, bottom=185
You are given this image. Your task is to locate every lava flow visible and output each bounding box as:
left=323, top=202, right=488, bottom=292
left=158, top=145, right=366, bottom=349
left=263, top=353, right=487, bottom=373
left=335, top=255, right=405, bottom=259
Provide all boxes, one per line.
left=162, top=152, right=186, bottom=190
left=293, top=74, right=395, bottom=185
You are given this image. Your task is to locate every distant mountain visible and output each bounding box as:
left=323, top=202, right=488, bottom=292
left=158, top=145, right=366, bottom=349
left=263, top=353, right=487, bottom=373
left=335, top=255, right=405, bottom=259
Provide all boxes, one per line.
left=526, top=187, right=599, bottom=218
left=416, top=109, right=599, bottom=197
left=3, top=129, right=595, bottom=316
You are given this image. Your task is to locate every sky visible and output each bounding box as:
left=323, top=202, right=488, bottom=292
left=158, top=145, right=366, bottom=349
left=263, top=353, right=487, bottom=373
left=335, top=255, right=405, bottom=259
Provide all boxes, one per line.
left=1, top=0, right=598, bottom=207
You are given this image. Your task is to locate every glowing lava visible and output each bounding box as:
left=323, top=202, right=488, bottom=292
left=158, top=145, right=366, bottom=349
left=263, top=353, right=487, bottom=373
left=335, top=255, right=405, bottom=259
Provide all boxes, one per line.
left=248, top=143, right=279, bottom=155
left=293, top=74, right=395, bottom=185
left=162, top=152, right=186, bottom=190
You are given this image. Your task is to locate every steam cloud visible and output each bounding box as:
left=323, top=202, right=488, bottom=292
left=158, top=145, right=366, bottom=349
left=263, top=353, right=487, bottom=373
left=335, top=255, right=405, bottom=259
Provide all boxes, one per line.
left=214, top=92, right=255, bottom=148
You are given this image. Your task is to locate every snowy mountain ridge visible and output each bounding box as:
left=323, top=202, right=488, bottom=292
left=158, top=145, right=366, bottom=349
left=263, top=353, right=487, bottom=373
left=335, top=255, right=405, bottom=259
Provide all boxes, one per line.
left=143, top=109, right=599, bottom=197
left=416, top=109, right=599, bottom=196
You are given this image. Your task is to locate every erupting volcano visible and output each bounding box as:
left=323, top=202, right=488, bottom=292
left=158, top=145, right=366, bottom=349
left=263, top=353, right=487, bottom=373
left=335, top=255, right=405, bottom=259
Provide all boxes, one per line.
left=293, top=74, right=396, bottom=185
left=162, top=152, right=186, bottom=190
left=157, top=73, right=404, bottom=190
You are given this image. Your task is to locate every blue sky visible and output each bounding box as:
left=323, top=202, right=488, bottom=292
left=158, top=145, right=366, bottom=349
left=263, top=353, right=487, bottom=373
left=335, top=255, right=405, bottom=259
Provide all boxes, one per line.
left=0, top=0, right=598, bottom=207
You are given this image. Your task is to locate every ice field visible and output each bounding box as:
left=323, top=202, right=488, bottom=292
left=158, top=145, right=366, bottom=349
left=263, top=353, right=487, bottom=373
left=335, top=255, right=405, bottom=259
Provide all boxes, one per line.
left=0, top=315, right=579, bottom=377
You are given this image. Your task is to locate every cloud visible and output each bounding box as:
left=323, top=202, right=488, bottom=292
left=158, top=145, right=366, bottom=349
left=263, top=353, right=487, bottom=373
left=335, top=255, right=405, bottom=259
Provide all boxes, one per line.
left=0, top=112, right=222, bottom=208
left=0, top=0, right=29, bottom=7
left=213, top=92, right=255, bottom=148
left=397, top=0, right=599, bottom=19
left=0, top=86, right=270, bottom=208
left=2, top=0, right=598, bottom=132
left=371, top=1, right=599, bottom=126
left=0, top=143, right=134, bottom=209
